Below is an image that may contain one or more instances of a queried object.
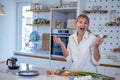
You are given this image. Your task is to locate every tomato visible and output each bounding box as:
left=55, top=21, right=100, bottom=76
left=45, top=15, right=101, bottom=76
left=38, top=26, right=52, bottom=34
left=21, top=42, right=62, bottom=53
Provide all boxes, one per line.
left=69, top=73, right=79, bottom=76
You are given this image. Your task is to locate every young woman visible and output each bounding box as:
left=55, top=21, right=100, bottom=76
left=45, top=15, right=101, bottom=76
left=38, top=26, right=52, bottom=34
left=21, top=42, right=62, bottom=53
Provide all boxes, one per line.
left=53, top=14, right=104, bottom=73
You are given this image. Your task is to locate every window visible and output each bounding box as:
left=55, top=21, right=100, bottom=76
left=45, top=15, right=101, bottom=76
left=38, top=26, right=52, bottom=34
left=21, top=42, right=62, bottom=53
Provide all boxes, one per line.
left=22, top=6, right=33, bottom=50
left=16, top=3, right=33, bottom=51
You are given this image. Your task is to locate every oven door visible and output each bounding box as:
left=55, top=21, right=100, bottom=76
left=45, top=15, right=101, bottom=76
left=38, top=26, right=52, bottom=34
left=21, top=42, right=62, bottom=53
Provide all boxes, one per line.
left=51, top=34, right=69, bottom=57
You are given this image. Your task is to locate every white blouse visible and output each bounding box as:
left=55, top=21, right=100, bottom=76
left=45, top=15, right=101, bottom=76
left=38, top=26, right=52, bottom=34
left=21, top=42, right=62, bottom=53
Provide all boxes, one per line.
left=65, top=31, right=100, bottom=73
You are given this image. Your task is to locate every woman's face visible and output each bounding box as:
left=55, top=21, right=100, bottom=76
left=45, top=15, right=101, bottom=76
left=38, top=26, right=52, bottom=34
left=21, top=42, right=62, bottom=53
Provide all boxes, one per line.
left=76, top=17, right=89, bottom=35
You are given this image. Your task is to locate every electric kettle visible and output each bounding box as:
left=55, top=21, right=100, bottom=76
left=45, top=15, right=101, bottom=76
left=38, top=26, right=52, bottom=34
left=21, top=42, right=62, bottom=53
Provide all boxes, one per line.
left=6, top=57, right=19, bottom=69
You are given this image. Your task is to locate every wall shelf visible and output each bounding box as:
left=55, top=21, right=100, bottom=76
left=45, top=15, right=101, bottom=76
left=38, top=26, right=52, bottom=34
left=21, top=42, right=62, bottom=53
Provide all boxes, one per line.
left=113, top=48, right=120, bottom=52
left=26, top=24, right=50, bottom=27
left=83, top=10, right=108, bottom=13
left=105, top=22, right=120, bottom=26
left=26, top=8, right=50, bottom=12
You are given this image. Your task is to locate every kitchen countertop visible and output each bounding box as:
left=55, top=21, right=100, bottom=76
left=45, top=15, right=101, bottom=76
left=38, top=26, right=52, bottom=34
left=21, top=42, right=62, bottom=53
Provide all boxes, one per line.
left=0, top=63, right=69, bottom=80
left=14, top=50, right=50, bottom=58
left=14, top=50, right=65, bottom=58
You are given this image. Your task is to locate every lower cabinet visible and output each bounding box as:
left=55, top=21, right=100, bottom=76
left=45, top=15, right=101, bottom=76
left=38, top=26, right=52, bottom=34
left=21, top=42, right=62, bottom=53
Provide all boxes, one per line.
left=15, top=55, right=69, bottom=70
left=104, top=67, right=120, bottom=78
left=97, top=66, right=105, bottom=75
left=15, top=56, right=50, bottom=69
left=97, top=66, right=120, bottom=77
left=50, top=60, right=70, bottom=70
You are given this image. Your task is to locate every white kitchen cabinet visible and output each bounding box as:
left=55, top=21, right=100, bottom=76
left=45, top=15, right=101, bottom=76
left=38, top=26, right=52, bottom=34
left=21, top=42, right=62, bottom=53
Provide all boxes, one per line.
left=15, top=55, right=50, bottom=69
left=15, top=55, right=69, bottom=70
left=104, top=67, right=120, bottom=77
left=50, top=60, right=70, bottom=70
left=97, top=65, right=120, bottom=77
left=97, top=66, right=105, bottom=75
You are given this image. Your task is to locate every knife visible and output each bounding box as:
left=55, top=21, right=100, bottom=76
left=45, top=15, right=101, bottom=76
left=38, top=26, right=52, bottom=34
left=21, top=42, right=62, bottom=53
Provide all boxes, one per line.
left=58, top=67, right=65, bottom=75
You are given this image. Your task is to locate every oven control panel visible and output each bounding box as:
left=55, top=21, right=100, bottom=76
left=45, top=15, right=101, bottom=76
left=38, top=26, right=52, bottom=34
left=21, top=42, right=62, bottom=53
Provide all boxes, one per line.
left=52, top=29, right=74, bottom=35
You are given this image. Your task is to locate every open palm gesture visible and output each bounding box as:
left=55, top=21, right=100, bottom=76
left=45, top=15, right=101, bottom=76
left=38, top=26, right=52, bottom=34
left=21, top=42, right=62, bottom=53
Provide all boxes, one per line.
left=53, top=35, right=63, bottom=45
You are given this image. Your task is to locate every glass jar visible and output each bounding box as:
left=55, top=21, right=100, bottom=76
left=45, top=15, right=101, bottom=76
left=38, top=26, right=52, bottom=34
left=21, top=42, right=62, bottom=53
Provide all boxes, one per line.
left=109, top=10, right=116, bottom=23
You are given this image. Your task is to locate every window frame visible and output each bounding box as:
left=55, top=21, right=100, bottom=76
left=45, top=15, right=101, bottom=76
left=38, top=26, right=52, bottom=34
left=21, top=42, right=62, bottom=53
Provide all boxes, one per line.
left=16, top=2, right=32, bottom=51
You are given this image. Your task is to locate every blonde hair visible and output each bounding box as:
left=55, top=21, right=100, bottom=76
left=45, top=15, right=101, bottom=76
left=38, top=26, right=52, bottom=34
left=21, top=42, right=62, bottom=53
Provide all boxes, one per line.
left=76, top=14, right=89, bottom=24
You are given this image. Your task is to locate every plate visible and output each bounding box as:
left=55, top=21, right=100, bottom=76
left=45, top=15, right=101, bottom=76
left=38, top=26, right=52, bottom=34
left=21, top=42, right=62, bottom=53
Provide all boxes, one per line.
left=18, top=70, right=39, bottom=77
left=30, top=31, right=40, bottom=42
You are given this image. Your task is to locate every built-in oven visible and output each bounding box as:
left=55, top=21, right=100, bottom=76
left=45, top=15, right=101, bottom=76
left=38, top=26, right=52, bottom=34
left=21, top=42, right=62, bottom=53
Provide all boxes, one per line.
left=51, top=29, right=74, bottom=57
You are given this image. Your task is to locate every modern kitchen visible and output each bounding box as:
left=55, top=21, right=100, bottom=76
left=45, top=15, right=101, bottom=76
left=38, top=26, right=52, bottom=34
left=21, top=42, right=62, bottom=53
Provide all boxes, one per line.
left=0, top=0, right=120, bottom=80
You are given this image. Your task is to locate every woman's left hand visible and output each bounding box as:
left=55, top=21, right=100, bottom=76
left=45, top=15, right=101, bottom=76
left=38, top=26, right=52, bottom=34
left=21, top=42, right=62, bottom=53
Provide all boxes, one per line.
left=95, top=36, right=104, bottom=46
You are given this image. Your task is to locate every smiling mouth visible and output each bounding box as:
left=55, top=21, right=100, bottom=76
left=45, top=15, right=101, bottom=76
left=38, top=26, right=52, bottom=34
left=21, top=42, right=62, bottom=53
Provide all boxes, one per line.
left=80, top=28, right=85, bottom=31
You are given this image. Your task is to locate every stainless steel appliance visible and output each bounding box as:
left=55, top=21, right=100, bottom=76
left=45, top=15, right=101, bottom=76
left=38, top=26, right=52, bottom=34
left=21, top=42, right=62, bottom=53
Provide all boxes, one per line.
left=51, top=29, right=74, bottom=57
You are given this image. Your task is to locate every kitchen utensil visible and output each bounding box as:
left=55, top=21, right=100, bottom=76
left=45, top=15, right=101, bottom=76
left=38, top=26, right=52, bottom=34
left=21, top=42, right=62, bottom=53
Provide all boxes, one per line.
left=58, top=67, right=65, bottom=75
left=6, top=57, right=19, bottom=69
left=42, top=33, right=50, bottom=51
left=18, top=70, right=39, bottom=77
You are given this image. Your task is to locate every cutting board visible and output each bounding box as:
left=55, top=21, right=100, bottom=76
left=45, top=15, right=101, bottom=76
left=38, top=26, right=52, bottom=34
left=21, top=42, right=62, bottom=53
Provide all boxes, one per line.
left=42, top=33, right=50, bottom=51
left=54, top=69, right=71, bottom=76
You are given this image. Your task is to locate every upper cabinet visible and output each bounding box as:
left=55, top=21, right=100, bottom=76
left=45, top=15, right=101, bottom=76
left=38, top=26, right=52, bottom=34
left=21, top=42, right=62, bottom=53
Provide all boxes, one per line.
left=51, top=8, right=77, bottom=30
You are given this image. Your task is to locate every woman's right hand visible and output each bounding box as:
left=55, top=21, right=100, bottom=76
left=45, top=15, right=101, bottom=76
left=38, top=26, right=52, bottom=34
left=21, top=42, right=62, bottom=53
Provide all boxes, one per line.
left=54, top=34, right=69, bottom=57
left=53, top=35, right=63, bottom=45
